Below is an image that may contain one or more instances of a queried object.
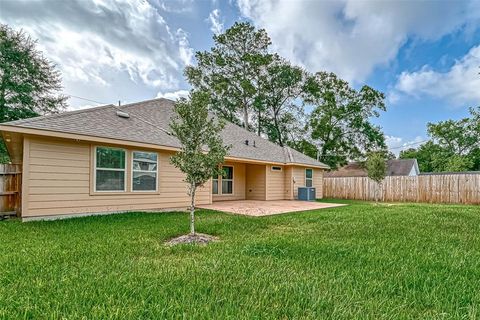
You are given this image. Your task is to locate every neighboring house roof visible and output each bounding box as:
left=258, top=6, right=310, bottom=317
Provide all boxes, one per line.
left=1, top=98, right=328, bottom=168
left=420, top=171, right=480, bottom=175
left=325, top=159, right=419, bottom=177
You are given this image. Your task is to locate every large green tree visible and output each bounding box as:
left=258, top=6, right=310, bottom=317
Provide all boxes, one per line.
left=259, top=56, right=305, bottom=146
left=0, top=24, right=66, bottom=162
left=399, top=141, right=449, bottom=172
left=185, top=22, right=272, bottom=132
left=169, top=91, right=229, bottom=235
left=400, top=107, right=480, bottom=172
left=304, top=71, right=387, bottom=169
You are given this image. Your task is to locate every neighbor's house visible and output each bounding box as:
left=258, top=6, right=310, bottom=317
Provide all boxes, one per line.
left=0, top=98, right=328, bottom=220
left=325, top=159, right=420, bottom=178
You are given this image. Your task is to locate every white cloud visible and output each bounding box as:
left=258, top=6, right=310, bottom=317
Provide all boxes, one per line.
left=176, top=28, right=194, bottom=66
left=156, top=89, right=190, bottom=100
left=208, top=9, right=224, bottom=35
left=155, top=0, right=195, bottom=13
left=393, top=45, right=480, bottom=107
left=386, top=135, right=426, bottom=156
left=0, top=0, right=194, bottom=90
left=237, top=0, right=480, bottom=83
left=66, top=103, right=100, bottom=111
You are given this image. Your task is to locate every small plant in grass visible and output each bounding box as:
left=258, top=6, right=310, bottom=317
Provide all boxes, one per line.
left=169, top=90, right=229, bottom=243
left=366, top=151, right=387, bottom=203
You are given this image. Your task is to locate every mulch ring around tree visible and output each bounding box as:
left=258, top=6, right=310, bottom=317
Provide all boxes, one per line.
left=165, top=233, right=219, bottom=246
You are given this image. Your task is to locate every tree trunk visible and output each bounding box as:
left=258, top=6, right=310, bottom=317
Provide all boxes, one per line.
left=190, top=183, right=196, bottom=235
left=243, top=104, right=249, bottom=131
left=375, top=181, right=382, bottom=204
left=273, top=114, right=283, bottom=147
left=257, top=109, right=261, bottom=136
left=0, top=86, right=5, bottom=122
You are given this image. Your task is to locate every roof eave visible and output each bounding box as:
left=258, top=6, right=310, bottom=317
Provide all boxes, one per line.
left=286, top=162, right=329, bottom=169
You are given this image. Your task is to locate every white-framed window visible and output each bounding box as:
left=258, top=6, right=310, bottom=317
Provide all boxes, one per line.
left=212, top=177, right=219, bottom=194
left=95, top=146, right=126, bottom=192
left=305, top=168, right=313, bottom=187
left=271, top=166, right=282, bottom=171
left=221, top=166, right=233, bottom=194
left=132, top=151, right=158, bottom=192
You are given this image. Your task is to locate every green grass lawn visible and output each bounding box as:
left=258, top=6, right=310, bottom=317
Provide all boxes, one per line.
left=1, top=200, right=480, bottom=319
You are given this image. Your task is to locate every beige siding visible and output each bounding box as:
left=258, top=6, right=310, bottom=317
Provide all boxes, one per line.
left=313, top=168, right=323, bottom=199
left=212, top=162, right=246, bottom=201
left=291, top=166, right=324, bottom=199
left=265, top=165, right=285, bottom=200
left=284, top=166, right=294, bottom=200
left=22, top=137, right=211, bottom=217
left=245, top=164, right=266, bottom=200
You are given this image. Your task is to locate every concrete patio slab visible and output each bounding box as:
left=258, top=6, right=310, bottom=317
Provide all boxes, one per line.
left=198, top=200, right=346, bottom=216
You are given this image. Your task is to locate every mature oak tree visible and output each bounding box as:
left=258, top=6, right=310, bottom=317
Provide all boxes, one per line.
left=304, top=71, right=387, bottom=169
left=169, top=91, right=229, bottom=235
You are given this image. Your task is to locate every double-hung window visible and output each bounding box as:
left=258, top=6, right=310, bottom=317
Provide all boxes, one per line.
left=305, top=168, right=313, bottom=187
left=221, top=166, right=233, bottom=194
left=95, top=147, right=126, bottom=192
left=132, top=151, right=158, bottom=191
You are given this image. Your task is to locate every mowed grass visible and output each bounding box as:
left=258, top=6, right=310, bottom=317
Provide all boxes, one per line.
left=1, top=201, right=480, bottom=319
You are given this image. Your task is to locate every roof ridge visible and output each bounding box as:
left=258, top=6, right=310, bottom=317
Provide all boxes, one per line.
left=121, top=97, right=174, bottom=109
left=283, top=146, right=294, bottom=163
left=226, top=120, right=300, bottom=160
left=286, top=146, right=328, bottom=167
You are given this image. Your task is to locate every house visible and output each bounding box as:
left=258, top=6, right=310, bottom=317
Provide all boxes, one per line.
left=325, top=159, right=419, bottom=178
left=0, top=98, right=329, bottom=220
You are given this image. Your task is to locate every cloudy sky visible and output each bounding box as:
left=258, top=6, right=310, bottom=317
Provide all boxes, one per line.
left=1, top=0, right=479, bottom=154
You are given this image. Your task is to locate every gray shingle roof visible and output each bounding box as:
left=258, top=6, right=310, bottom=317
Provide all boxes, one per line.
left=325, top=159, right=419, bottom=177
left=3, top=98, right=328, bottom=168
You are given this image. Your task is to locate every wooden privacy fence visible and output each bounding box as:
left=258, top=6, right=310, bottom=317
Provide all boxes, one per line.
left=323, top=174, right=480, bottom=205
left=0, top=164, right=21, bottom=216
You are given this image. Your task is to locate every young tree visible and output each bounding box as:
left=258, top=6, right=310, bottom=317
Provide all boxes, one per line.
left=185, top=22, right=272, bottom=132
left=169, top=91, right=229, bottom=235
left=0, top=24, right=67, bottom=162
left=366, top=151, right=387, bottom=203
left=304, top=71, right=387, bottom=169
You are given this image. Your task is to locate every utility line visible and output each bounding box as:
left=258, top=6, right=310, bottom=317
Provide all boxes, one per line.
left=65, top=93, right=107, bottom=105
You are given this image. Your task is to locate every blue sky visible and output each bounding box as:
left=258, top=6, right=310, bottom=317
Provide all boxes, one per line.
left=1, top=0, right=479, bottom=154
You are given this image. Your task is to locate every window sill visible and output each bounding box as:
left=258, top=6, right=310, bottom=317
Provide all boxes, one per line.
left=90, top=190, right=161, bottom=196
